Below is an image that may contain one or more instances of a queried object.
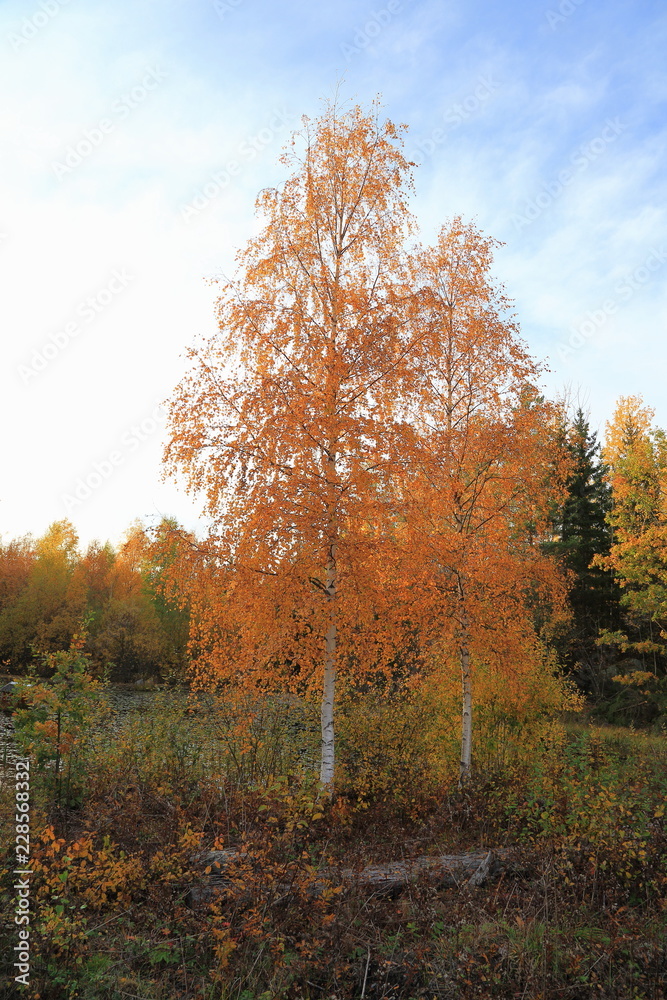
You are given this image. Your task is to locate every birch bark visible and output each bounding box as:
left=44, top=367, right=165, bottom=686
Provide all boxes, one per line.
left=459, top=636, right=472, bottom=786
left=320, top=545, right=337, bottom=789
left=457, top=578, right=472, bottom=786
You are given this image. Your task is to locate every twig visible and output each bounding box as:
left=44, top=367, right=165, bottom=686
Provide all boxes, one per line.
left=88, top=906, right=135, bottom=934
left=360, top=946, right=371, bottom=999
left=180, top=934, right=188, bottom=994
left=502, top=880, right=516, bottom=919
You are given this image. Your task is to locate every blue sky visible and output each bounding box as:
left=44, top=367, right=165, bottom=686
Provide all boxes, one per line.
left=1, top=0, right=665, bottom=548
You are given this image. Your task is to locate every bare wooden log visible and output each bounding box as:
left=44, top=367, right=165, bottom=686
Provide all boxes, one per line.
left=467, top=849, right=495, bottom=887
left=185, top=847, right=506, bottom=906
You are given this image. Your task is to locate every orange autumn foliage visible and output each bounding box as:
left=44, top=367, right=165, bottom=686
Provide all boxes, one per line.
left=164, top=99, right=573, bottom=786
left=388, top=220, right=572, bottom=780
left=164, top=100, right=422, bottom=785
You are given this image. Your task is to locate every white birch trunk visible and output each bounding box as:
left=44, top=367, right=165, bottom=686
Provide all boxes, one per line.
left=457, top=577, right=472, bottom=787
left=459, top=639, right=472, bottom=787
left=320, top=245, right=340, bottom=794
left=319, top=553, right=336, bottom=791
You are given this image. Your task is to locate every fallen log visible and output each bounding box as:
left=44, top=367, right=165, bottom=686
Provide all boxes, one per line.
left=345, top=849, right=498, bottom=893
left=185, top=847, right=506, bottom=906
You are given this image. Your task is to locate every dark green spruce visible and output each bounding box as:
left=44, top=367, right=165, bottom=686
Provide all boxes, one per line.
left=549, top=408, right=621, bottom=693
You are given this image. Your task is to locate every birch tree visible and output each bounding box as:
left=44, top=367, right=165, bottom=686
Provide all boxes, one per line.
left=163, top=101, right=417, bottom=791
left=399, top=219, right=569, bottom=784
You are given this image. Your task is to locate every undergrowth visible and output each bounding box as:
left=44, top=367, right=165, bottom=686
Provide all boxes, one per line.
left=1, top=678, right=666, bottom=999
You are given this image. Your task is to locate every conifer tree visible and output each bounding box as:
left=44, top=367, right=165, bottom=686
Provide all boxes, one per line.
left=551, top=408, right=620, bottom=690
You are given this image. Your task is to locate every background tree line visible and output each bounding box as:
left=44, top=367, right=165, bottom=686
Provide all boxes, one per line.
left=549, top=395, right=667, bottom=723
left=4, top=394, right=665, bottom=722
left=0, top=517, right=189, bottom=682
